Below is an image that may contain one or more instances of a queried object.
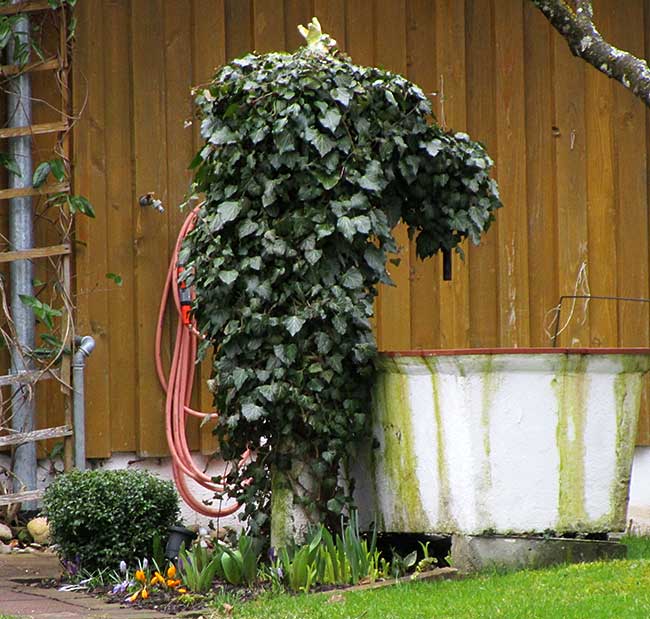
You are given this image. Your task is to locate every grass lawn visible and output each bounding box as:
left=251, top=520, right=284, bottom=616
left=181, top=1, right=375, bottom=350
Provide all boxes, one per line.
left=213, top=536, right=650, bottom=619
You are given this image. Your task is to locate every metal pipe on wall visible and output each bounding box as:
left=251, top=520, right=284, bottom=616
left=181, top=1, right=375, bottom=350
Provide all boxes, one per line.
left=72, top=336, right=96, bottom=472
left=7, top=3, right=36, bottom=507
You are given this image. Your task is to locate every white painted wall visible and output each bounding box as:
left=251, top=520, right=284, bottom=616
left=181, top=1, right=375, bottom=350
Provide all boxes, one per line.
left=629, top=446, right=650, bottom=533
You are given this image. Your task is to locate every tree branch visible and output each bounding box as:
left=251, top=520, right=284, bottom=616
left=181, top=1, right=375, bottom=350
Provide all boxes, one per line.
left=529, top=0, right=650, bottom=107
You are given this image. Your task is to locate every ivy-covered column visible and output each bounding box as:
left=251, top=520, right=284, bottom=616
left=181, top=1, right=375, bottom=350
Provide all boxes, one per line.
left=182, top=18, right=501, bottom=546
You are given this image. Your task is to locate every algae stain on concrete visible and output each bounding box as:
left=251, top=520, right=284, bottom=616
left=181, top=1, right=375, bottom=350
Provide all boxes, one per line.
left=423, top=357, right=456, bottom=531
left=610, top=356, right=645, bottom=527
left=477, top=356, right=497, bottom=526
left=378, top=361, right=428, bottom=531
left=553, top=355, right=589, bottom=530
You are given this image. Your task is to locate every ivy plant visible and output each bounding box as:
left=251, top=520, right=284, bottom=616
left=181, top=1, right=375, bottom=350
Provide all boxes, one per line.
left=182, top=20, right=501, bottom=540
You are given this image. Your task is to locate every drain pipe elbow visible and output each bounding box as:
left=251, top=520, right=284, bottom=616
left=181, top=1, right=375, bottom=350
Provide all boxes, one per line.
left=72, top=336, right=96, bottom=471
left=73, top=335, right=96, bottom=366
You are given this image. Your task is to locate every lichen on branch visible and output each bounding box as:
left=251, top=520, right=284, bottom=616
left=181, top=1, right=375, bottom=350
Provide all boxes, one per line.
left=529, top=0, right=650, bottom=106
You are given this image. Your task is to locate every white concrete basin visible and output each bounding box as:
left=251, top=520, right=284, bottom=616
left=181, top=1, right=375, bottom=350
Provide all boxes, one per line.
left=353, top=349, right=650, bottom=535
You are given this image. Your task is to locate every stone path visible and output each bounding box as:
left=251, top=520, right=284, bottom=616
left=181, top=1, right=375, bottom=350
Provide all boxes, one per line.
left=0, top=553, right=205, bottom=619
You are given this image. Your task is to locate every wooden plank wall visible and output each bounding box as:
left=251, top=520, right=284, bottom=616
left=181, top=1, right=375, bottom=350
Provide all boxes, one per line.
left=71, top=0, right=650, bottom=457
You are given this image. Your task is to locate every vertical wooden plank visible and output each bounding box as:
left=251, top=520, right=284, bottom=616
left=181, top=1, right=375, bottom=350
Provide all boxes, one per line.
left=225, top=0, right=253, bottom=60
left=466, top=0, right=498, bottom=348
left=375, top=0, right=410, bottom=351
left=436, top=0, right=469, bottom=349
left=73, top=0, right=111, bottom=458
left=494, top=0, right=530, bottom=347
left=406, top=0, right=439, bottom=350
left=131, top=0, right=169, bottom=456
left=585, top=0, right=616, bottom=348
left=285, top=0, right=313, bottom=50
left=254, top=0, right=286, bottom=52
left=313, top=0, right=345, bottom=50
left=639, top=0, right=650, bottom=446
left=166, top=1, right=200, bottom=452
left=345, top=0, right=373, bottom=63
left=552, top=21, right=589, bottom=348
left=192, top=0, right=227, bottom=454
left=523, top=3, right=558, bottom=346
left=103, top=0, right=136, bottom=453
left=612, top=0, right=649, bottom=445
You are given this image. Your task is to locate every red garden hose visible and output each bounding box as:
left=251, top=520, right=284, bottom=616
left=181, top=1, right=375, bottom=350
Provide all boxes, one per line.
left=155, top=207, right=243, bottom=517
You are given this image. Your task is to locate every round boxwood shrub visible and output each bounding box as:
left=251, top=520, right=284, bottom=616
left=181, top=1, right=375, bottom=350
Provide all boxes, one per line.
left=43, top=469, right=180, bottom=571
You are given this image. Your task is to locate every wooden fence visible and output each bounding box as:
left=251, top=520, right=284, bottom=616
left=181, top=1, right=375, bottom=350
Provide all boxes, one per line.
left=64, top=0, right=650, bottom=457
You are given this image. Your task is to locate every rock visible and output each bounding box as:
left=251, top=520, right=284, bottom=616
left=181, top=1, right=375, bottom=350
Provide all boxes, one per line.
left=0, top=541, right=12, bottom=554
left=27, top=517, right=50, bottom=545
left=0, top=522, right=12, bottom=541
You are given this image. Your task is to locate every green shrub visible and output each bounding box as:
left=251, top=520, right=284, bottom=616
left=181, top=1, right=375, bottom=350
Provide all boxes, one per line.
left=43, top=469, right=180, bottom=572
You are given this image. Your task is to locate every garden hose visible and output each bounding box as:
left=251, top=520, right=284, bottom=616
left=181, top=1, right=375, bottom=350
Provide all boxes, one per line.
left=155, top=207, right=244, bottom=518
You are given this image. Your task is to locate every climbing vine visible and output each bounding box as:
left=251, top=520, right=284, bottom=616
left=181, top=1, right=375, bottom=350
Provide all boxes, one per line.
left=183, top=21, right=501, bottom=535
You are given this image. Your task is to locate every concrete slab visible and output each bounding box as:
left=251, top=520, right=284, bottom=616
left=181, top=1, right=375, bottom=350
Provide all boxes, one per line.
left=451, top=535, right=627, bottom=573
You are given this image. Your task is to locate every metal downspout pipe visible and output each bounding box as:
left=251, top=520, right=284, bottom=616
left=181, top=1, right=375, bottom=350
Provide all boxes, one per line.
left=7, top=3, right=36, bottom=505
left=72, top=336, right=95, bottom=471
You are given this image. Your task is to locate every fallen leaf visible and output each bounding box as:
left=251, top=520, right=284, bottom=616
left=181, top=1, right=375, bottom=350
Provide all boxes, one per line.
left=328, top=593, right=345, bottom=603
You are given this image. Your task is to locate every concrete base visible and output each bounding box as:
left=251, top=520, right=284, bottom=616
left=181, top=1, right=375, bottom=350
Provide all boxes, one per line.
left=451, top=535, right=626, bottom=574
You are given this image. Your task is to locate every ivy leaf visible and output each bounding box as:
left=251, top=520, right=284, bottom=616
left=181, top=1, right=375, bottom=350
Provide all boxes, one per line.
left=336, top=216, right=355, bottom=241
left=341, top=268, right=363, bottom=290
left=331, top=87, right=351, bottom=107
left=105, top=272, right=123, bottom=286
left=305, top=249, right=322, bottom=265
left=210, top=125, right=238, bottom=145
left=68, top=195, right=96, bottom=218
left=422, top=138, right=443, bottom=157
left=0, top=153, right=21, bottom=177
left=305, top=127, right=335, bottom=157
left=284, top=316, right=306, bottom=337
left=32, top=161, right=51, bottom=188
left=241, top=402, right=265, bottom=421
left=318, top=108, right=342, bottom=133
left=49, top=158, right=66, bottom=182
left=232, top=368, right=247, bottom=390
left=358, top=161, right=386, bottom=192
left=315, top=332, right=332, bottom=355
left=210, top=201, right=241, bottom=232
left=218, top=270, right=239, bottom=285
left=364, top=246, right=385, bottom=273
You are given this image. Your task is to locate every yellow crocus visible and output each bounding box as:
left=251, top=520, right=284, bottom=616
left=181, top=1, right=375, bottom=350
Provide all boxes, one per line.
left=150, top=572, right=165, bottom=586
left=166, top=564, right=177, bottom=579
left=135, top=569, right=146, bottom=583
left=128, top=591, right=139, bottom=602
left=141, top=588, right=149, bottom=600
left=166, top=578, right=181, bottom=588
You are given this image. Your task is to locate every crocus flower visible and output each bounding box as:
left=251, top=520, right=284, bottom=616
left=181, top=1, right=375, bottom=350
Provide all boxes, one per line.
left=166, top=565, right=177, bottom=579
left=142, top=558, right=149, bottom=570
left=150, top=572, right=165, bottom=586
left=128, top=591, right=139, bottom=602
left=135, top=570, right=146, bottom=583
left=119, top=560, right=127, bottom=574
left=166, top=579, right=181, bottom=587
left=141, top=588, right=149, bottom=600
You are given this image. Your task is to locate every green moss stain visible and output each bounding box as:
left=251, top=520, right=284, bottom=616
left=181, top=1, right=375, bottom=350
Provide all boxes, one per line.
left=377, top=360, right=428, bottom=531
left=270, top=469, right=293, bottom=549
left=478, top=356, right=497, bottom=526
left=423, top=357, right=456, bottom=531
left=553, top=355, right=589, bottom=530
left=610, top=356, right=646, bottom=527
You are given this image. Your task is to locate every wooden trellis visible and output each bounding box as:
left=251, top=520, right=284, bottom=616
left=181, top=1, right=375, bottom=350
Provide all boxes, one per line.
left=0, top=0, right=73, bottom=507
